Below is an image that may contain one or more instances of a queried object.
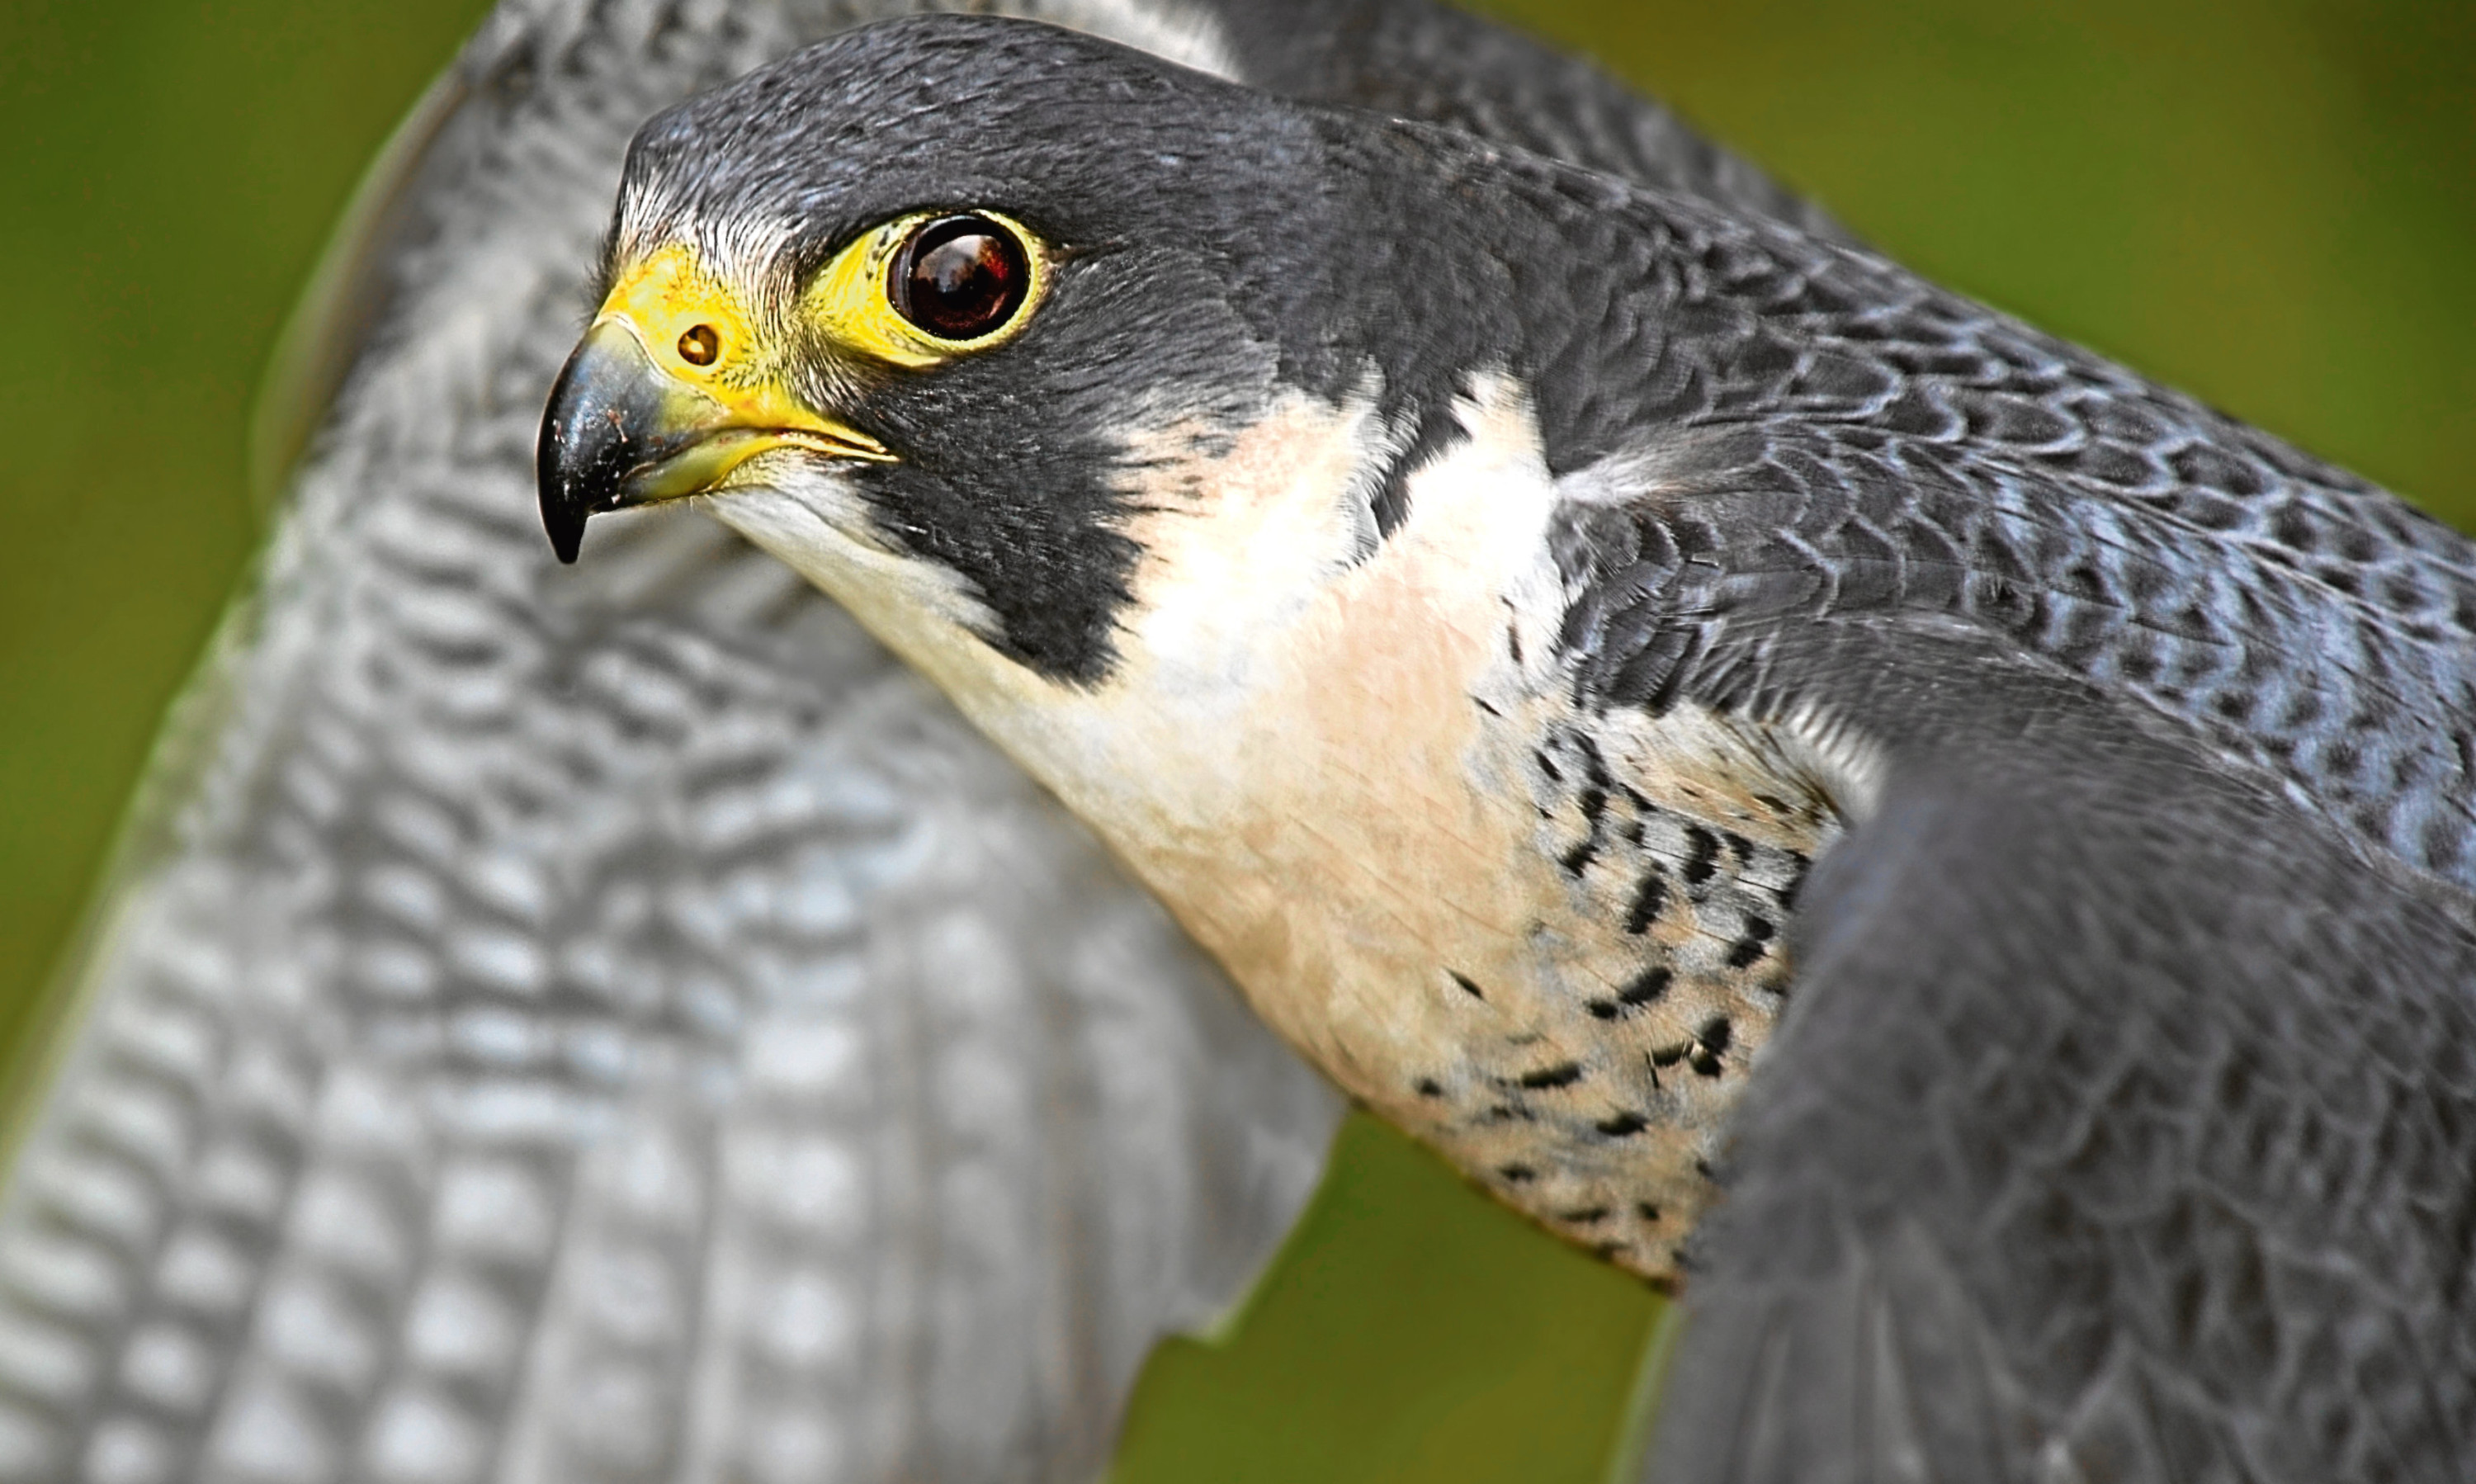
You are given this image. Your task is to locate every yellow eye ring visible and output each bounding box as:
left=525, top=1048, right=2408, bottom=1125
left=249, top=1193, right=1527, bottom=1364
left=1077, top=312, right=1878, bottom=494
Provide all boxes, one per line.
left=804, top=209, right=1049, bottom=369
left=887, top=214, right=1032, bottom=342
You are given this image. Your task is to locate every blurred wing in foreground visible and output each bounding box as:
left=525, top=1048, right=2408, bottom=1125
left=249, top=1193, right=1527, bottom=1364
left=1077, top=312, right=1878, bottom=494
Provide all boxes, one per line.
left=0, top=7, right=1335, bottom=1482
left=0, top=2, right=1831, bottom=1481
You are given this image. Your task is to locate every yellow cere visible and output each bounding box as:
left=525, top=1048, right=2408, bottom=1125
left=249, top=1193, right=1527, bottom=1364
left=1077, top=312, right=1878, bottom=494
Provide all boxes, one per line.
left=804, top=210, right=1050, bottom=371
left=596, top=243, right=773, bottom=390
left=595, top=242, right=896, bottom=469
left=591, top=243, right=897, bottom=479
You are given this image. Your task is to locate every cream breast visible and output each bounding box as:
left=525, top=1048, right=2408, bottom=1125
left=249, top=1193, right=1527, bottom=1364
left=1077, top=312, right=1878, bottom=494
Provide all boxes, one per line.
left=709, top=377, right=1851, bottom=1280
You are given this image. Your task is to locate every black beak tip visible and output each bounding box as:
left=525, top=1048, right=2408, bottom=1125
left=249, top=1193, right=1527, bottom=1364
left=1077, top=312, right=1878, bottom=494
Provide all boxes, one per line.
left=537, top=447, right=588, bottom=565
left=536, top=357, right=594, bottom=565
left=541, top=487, right=586, bottom=565
left=538, top=319, right=673, bottom=567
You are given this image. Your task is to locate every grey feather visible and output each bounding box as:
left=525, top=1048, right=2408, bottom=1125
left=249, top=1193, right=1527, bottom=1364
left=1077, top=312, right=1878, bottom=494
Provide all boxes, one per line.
left=1639, top=630, right=2476, bottom=1482
left=0, top=3, right=1820, bottom=1481
left=1520, top=177, right=2476, bottom=890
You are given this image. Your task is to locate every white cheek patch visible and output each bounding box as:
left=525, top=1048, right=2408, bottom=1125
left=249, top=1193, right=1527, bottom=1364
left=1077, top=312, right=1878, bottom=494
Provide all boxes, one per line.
left=1002, top=373, right=1566, bottom=834
left=702, top=461, right=1007, bottom=676
left=1111, top=390, right=1396, bottom=707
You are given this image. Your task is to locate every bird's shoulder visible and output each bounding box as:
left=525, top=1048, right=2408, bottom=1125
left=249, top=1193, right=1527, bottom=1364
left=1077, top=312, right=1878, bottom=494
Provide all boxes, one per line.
left=1520, top=304, right=2476, bottom=893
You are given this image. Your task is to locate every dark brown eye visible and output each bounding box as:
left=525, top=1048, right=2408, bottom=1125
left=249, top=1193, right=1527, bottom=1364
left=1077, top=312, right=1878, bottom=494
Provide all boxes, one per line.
left=891, top=215, right=1030, bottom=342
left=677, top=324, right=720, bottom=366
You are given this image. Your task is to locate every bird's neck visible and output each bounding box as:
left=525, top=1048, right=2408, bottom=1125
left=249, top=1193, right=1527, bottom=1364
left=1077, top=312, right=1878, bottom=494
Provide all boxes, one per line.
left=715, top=379, right=1845, bottom=1282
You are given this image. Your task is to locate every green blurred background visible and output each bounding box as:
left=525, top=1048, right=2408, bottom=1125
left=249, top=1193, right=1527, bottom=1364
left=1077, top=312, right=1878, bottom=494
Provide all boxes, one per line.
left=1, top=1, right=2469, bottom=1479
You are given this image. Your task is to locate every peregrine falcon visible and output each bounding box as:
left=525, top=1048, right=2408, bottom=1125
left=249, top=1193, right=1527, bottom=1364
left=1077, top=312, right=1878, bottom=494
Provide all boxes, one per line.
left=539, top=14, right=2476, bottom=1482
left=0, top=2, right=1848, bottom=1481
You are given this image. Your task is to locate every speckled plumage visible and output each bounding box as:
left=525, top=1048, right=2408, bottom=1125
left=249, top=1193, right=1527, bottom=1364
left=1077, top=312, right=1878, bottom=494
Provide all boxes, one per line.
left=1395, top=699, right=1825, bottom=1278
left=541, top=17, right=2476, bottom=1483
left=1508, top=175, right=2476, bottom=892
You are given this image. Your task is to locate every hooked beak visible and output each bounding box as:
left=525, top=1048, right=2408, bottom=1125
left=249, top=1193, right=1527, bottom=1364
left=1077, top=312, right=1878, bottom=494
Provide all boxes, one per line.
left=535, top=317, right=892, bottom=563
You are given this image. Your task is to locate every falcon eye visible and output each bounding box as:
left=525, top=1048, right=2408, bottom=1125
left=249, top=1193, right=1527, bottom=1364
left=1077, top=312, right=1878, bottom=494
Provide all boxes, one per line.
left=803, top=210, right=1046, bottom=368
left=890, top=215, right=1029, bottom=342
left=677, top=324, right=721, bottom=366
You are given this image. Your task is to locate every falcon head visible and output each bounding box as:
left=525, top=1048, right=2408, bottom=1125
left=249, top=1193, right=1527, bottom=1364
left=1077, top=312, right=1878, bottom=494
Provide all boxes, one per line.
left=539, top=13, right=1524, bottom=698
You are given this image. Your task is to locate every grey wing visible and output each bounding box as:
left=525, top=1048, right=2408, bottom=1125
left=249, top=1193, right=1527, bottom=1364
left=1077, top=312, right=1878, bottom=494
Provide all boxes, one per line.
left=1632, top=621, right=2476, bottom=1482
left=0, top=1, right=1831, bottom=1481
